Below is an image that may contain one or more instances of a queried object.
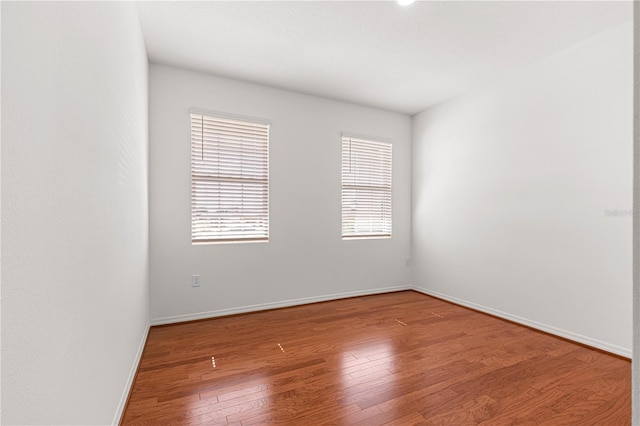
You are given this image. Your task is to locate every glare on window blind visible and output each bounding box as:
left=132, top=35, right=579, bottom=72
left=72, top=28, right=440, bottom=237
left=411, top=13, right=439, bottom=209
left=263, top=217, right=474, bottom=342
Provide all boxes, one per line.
left=191, top=113, right=269, bottom=243
left=341, top=136, right=392, bottom=239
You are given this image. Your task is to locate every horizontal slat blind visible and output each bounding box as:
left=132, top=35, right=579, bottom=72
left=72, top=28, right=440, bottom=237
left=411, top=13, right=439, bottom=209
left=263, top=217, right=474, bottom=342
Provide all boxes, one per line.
left=341, top=136, right=392, bottom=239
left=191, top=113, right=269, bottom=243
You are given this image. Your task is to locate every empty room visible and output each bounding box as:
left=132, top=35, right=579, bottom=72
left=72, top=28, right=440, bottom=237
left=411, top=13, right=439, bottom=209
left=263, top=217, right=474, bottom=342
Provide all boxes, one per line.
left=2, top=1, right=638, bottom=425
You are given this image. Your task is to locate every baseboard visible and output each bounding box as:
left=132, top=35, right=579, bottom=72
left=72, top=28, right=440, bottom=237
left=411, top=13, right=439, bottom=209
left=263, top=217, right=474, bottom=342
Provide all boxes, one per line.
left=112, top=321, right=150, bottom=425
left=412, top=285, right=632, bottom=359
left=150, top=283, right=630, bottom=356
left=150, top=285, right=411, bottom=326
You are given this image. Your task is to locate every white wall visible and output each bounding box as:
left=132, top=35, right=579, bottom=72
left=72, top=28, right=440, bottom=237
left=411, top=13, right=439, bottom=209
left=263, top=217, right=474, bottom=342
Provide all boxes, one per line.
left=412, top=21, right=633, bottom=356
left=149, top=64, right=411, bottom=323
left=633, top=2, right=639, bottom=423
left=2, top=3, right=149, bottom=424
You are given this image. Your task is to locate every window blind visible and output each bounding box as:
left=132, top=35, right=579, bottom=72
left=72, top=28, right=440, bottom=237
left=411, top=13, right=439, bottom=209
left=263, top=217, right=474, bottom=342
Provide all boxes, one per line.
left=341, top=136, right=392, bottom=239
left=191, top=113, right=269, bottom=243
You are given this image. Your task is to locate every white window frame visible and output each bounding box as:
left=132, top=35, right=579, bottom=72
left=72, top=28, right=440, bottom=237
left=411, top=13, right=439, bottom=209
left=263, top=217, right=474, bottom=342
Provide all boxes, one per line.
left=341, top=134, right=392, bottom=239
left=190, top=110, right=270, bottom=244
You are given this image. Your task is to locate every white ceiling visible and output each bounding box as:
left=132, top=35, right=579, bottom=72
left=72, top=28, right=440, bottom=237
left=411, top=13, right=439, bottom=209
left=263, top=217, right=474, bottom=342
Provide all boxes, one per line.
left=137, top=1, right=632, bottom=115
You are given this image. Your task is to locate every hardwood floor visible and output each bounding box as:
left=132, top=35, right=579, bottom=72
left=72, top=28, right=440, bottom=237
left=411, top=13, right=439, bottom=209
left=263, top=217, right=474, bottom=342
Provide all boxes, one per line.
left=122, top=291, right=631, bottom=425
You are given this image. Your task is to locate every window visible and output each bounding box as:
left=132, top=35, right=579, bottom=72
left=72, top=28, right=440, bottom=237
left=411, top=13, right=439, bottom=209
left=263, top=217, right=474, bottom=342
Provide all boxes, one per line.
left=191, top=112, right=269, bottom=243
left=341, top=135, right=392, bottom=239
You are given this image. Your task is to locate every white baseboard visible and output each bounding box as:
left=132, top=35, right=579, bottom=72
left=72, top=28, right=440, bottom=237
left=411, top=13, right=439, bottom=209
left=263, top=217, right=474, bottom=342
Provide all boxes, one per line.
left=412, top=285, right=631, bottom=359
left=112, top=321, right=150, bottom=425
left=150, top=285, right=411, bottom=326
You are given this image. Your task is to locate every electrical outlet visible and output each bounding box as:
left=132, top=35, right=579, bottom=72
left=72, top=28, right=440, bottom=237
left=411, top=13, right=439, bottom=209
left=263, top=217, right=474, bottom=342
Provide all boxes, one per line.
left=192, top=275, right=201, bottom=287
left=406, top=259, right=412, bottom=267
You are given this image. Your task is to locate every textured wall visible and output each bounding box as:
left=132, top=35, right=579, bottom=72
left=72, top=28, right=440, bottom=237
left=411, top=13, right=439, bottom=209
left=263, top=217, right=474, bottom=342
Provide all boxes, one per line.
left=1, top=3, right=149, bottom=424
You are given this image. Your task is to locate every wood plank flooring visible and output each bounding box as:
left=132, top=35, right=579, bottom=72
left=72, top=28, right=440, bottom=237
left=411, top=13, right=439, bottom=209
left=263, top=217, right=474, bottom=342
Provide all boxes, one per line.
left=122, top=291, right=630, bottom=425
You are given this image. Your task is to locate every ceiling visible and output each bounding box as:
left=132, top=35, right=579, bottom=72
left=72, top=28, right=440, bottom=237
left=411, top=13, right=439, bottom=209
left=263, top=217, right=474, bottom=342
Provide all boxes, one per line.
left=137, top=1, right=632, bottom=115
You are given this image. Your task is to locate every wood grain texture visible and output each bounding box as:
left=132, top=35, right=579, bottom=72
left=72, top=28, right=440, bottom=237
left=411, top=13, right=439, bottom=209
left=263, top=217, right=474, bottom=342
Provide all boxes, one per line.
left=122, top=291, right=630, bottom=425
